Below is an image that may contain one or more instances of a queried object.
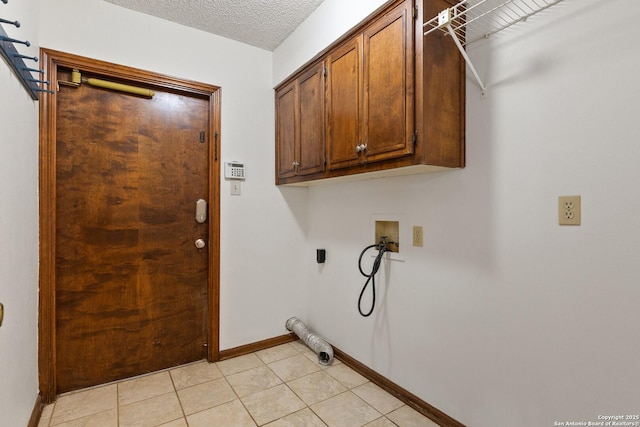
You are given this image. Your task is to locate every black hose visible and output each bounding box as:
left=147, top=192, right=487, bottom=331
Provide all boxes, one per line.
left=357, top=241, right=391, bottom=317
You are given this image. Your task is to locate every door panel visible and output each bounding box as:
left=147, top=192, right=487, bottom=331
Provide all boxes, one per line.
left=276, top=81, right=298, bottom=179
left=325, top=35, right=363, bottom=170
left=363, top=0, right=414, bottom=162
left=298, top=62, right=325, bottom=176
left=55, top=71, right=210, bottom=393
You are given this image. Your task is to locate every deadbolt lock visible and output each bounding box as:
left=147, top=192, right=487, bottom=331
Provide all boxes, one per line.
left=195, top=199, right=207, bottom=223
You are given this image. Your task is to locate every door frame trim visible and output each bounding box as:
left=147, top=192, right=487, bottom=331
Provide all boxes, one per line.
left=38, top=48, right=221, bottom=403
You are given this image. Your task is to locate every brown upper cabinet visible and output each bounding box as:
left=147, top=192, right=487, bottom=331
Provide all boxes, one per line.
left=275, top=0, right=464, bottom=185
left=326, top=0, right=414, bottom=171
left=276, top=61, right=325, bottom=179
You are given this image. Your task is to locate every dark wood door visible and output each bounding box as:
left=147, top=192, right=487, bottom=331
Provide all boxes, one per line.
left=55, top=69, right=210, bottom=393
left=363, top=0, right=414, bottom=162
left=325, top=35, right=363, bottom=170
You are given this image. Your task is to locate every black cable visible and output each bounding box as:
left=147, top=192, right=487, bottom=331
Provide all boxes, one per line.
left=357, top=241, right=391, bottom=317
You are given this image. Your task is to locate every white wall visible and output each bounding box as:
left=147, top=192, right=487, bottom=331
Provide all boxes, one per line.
left=275, top=0, right=640, bottom=425
left=0, top=0, right=40, bottom=424
left=38, top=0, right=309, bottom=349
left=273, top=0, right=388, bottom=84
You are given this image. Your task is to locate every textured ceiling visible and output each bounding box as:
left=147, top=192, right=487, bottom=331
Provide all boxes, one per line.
left=104, top=0, right=326, bottom=51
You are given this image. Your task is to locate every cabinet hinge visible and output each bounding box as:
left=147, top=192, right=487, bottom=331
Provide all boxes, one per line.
left=199, top=131, right=205, bottom=143
left=324, top=155, right=327, bottom=165
left=412, top=130, right=418, bottom=145
left=413, top=5, right=418, bottom=19
left=324, top=67, right=328, bottom=77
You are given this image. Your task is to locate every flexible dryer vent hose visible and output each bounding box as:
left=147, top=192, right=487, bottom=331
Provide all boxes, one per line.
left=286, top=317, right=334, bottom=366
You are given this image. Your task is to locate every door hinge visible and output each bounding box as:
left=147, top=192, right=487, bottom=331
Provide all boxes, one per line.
left=412, top=130, right=418, bottom=145
left=199, top=131, right=205, bottom=143
left=214, top=131, right=219, bottom=161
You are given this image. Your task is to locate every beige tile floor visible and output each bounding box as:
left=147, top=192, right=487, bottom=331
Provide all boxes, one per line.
left=38, top=340, right=440, bottom=427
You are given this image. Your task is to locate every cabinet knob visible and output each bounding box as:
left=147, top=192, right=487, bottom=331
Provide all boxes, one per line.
left=356, top=144, right=367, bottom=153
left=292, top=161, right=300, bottom=167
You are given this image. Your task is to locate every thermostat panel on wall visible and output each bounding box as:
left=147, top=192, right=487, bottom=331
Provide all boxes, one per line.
left=225, top=161, right=245, bottom=180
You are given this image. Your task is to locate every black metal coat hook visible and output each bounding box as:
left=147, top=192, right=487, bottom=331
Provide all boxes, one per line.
left=0, top=35, right=30, bottom=46
left=13, top=53, right=37, bottom=62
left=20, top=65, right=43, bottom=74
left=0, top=18, right=19, bottom=27
left=27, top=77, right=49, bottom=85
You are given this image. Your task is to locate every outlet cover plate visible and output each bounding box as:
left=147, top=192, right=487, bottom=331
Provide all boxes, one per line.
left=558, top=195, right=581, bottom=225
left=412, top=226, right=423, bottom=247
left=230, top=181, right=241, bottom=196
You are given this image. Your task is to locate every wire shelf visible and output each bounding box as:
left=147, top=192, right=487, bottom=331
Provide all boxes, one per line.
left=424, top=0, right=563, bottom=46
left=423, top=0, right=564, bottom=95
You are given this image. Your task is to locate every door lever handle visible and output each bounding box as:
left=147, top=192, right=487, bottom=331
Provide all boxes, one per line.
left=195, top=199, right=207, bottom=223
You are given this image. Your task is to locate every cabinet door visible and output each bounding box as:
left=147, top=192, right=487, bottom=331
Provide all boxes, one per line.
left=298, top=62, right=325, bottom=176
left=325, top=35, right=363, bottom=170
left=275, top=80, right=298, bottom=179
left=362, top=0, right=414, bottom=163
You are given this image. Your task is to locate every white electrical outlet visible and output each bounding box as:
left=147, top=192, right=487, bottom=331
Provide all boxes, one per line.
left=412, top=226, right=423, bottom=247
left=558, top=195, right=581, bottom=225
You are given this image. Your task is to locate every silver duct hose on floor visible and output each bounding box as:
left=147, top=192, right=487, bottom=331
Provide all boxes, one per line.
left=286, top=317, right=334, bottom=366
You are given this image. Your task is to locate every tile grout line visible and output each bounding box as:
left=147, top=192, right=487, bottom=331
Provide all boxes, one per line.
left=116, top=382, right=120, bottom=427
left=221, top=344, right=311, bottom=426
left=262, top=344, right=358, bottom=425
left=220, top=354, right=274, bottom=426
left=276, top=350, right=408, bottom=427
left=257, top=344, right=369, bottom=426
left=225, top=374, right=260, bottom=427
left=167, top=367, right=189, bottom=426
left=46, top=400, right=56, bottom=427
